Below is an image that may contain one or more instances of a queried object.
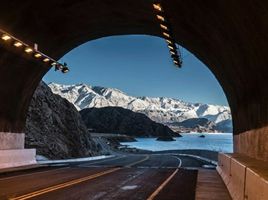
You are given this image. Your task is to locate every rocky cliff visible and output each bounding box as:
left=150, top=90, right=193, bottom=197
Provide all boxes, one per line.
left=80, top=107, right=180, bottom=138
left=25, top=82, right=100, bottom=159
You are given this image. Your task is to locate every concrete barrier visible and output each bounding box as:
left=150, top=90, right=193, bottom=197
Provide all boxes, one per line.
left=0, top=149, right=36, bottom=169
left=0, top=132, right=25, bottom=149
left=228, top=158, right=246, bottom=200
left=245, top=168, right=268, bottom=200
left=217, top=153, right=232, bottom=186
left=0, top=132, right=37, bottom=169
left=217, top=153, right=268, bottom=200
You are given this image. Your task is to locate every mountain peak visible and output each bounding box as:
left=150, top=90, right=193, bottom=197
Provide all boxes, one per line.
left=48, top=82, right=232, bottom=132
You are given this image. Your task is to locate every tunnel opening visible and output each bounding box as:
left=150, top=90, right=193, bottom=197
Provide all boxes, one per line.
left=16, top=34, right=234, bottom=200
left=27, top=34, right=233, bottom=163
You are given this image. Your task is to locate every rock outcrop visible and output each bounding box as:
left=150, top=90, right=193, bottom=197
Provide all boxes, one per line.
left=80, top=107, right=180, bottom=138
left=25, top=82, right=100, bottom=159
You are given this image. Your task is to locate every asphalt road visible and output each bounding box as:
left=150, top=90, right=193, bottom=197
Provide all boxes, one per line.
left=0, top=154, right=206, bottom=200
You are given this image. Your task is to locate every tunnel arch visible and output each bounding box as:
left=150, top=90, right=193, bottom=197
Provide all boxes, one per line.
left=0, top=0, right=267, bottom=160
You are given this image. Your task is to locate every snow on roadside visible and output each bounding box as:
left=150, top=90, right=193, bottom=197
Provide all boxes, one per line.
left=37, top=155, right=115, bottom=164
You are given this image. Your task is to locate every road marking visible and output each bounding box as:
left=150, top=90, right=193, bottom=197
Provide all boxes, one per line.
left=136, top=166, right=178, bottom=169
left=1, top=155, right=124, bottom=181
left=83, top=155, right=149, bottom=168
left=146, top=156, right=182, bottom=200
left=126, top=155, right=150, bottom=167
left=9, top=167, right=121, bottom=200
left=174, top=156, right=182, bottom=168
left=79, top=155, right=126, bottom=167
left=9, top=155, right=149, bottom=200
left=0, top=167, right=70, bottom=181
left=146, top=168, right=179, bottom=200
left=121, top=185, right=138, bottom=190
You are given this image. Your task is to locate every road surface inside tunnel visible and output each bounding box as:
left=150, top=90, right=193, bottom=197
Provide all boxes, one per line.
left=0, top=154, right=207, bottom=200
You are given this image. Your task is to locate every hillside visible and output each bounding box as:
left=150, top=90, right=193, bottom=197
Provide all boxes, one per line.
left=80, top=107, right=180, bottom=139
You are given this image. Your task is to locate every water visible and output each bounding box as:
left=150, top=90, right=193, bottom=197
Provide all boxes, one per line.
left=121, top=133, right=233, bottom=153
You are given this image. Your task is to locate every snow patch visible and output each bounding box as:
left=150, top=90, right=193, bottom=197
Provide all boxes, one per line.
left=37, top=155, right=115, bottom=164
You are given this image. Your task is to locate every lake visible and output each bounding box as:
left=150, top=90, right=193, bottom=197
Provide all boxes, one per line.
left=121, top=133, right=233, bottom=153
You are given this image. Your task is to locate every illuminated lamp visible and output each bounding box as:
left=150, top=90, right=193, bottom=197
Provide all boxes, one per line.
left=1, top=34, right=11, bottom=41
left=43, top=58, right=50, bottom=62
left=168, top=44, right=176, bottom=50
left=34, top=53, right=42, bottom=58
left=163, top=32, right=170, bottom=38
left=14, top=41, right=22, bottom=47
left=153, top=3, right=162, bottom=12
left=61, top=66, right=69, bottom=73
left=160, top=24, right=168, bottom=31
left=156, top=14, right=165, bottom=22
left=25, top=47, right=33, bottom=53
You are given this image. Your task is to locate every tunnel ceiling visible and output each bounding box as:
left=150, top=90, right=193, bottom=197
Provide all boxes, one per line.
left=0, top=0, right=268, bottom=135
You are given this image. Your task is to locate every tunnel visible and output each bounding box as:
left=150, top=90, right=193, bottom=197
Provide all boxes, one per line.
left=0, top=0, right=268, bottom=198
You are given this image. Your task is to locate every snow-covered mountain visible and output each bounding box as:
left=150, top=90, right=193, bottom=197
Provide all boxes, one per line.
left=48, top=83, right=232, bottom=132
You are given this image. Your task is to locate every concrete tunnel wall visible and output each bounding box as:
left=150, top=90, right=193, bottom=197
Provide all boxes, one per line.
left=0, top=0, right=267, bottom=160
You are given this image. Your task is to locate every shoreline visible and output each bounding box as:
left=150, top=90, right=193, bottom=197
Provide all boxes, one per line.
left=121, top=133, right=233, bottom=153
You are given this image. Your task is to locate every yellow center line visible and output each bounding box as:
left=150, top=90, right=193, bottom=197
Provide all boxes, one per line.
left=9, top=155, right=150, bottom=200
left=9, top=167, right=120, bottom=200
left=147, top=156, right=182, bottom=200
left=126, top=155, right=150, bottom=167
left=146, top=168, right=179, bottom=200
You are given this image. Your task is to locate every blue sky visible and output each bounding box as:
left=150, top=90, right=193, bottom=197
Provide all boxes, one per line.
left=43, top=35, right=228, bottom=106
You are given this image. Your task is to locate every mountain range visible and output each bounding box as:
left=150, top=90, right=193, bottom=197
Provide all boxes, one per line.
left=48, top=83, right=233, bottom=132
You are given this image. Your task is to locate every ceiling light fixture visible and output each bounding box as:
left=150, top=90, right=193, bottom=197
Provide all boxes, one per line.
left=170, top=50, right=176, bottom=55
left=163, top=32, right=170, bottom=38
left=14, top=41, right=22, bottom=47
left=34, top=53, right=42, bottom=58
left=43, top=58, right=50, bottom=62
left=168, top=44, right=175, bottom=50
left=0, top=29, right=70, bottom=73
left=61, top=66, right=69, bottom=73
left=153, top=3, right=162, bottom=12
left=160, top=24, right=168, bottom=30
left=156, top=14, right=165, bottom=22
left=1, top=34, right=11, bottom=41
left=152, top=2, right=182, bottom=68
left=25, top=47, right=33, bottom=53
left=166, top=39, right=172, bottom=44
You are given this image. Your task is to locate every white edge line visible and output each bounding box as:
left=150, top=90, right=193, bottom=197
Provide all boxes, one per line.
left=176, top=153, right=218, bottom=165
left=78, top=155, right=126, bottom=167
left=172, top=156, right=182, bottom=168
left=38, top=155, right=115, bottom=164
